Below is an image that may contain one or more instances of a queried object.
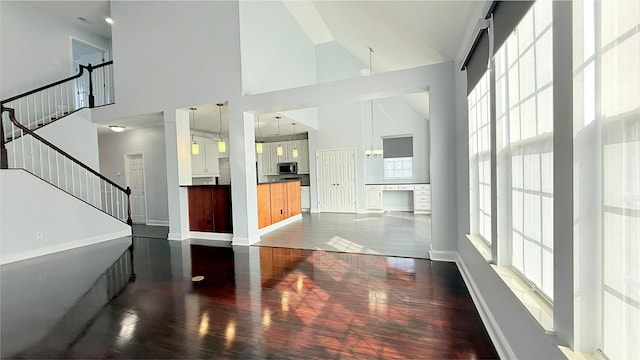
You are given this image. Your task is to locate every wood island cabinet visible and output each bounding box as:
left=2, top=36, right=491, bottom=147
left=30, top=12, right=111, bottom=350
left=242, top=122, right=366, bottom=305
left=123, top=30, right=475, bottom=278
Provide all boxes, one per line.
left=188, top=185, right=232, bottom=233
left=270, top=182, right=288, bottom=224
left=257, top=180, right=301, bottom=229
left=257, top=184, right=272, bottom=229
left=286, top=181, right=301, bottom=217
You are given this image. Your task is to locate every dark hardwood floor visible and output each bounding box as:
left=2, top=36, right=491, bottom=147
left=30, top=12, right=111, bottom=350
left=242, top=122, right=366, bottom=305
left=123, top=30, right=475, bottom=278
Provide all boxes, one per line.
left=5, top=238, right=498, bottom=359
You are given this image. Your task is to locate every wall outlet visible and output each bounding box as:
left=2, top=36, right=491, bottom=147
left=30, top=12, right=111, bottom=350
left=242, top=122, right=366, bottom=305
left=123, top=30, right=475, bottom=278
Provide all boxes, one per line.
left=36, top=231, right=44, bottom=239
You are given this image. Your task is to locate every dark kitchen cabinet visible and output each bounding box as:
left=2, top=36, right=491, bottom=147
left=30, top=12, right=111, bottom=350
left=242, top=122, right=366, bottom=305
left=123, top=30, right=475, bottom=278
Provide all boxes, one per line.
left=188, top=185, right=232, bottom=233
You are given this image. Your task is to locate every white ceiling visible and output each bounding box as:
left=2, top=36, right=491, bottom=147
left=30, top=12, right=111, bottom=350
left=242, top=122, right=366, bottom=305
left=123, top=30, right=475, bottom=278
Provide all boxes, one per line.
left=26, top=1, right=112, bottom=39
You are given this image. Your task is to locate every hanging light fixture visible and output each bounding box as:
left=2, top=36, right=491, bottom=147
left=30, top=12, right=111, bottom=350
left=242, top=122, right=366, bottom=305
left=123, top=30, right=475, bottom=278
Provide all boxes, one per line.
left=291, top=123, right=298, bottom=158
left=276, top=116, right=284, bottom=156
left=365, top=47, right=383, bottom=158
left=217, top=103, right=226, bottom=153
left=256, top=115, right=263, bottom=154
left=190, top=107, right=200, bottom=155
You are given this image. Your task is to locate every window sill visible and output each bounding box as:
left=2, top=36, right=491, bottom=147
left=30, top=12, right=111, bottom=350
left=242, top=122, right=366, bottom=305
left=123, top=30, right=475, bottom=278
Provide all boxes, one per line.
left=465, top=234, right=491, bottom=262
left=465, top=234, right=553, bottom=332
left=558, top=346, right=605, bottom=360
left=491, top=264, right=554, bottom=332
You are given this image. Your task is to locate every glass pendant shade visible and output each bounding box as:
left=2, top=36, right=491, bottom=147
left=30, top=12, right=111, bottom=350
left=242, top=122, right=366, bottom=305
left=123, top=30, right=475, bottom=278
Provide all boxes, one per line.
left=277, top=144, right=284, bottom=156
left=191, top=142, right=200, bottom=155
left=218, top=140, right=226, bottom=153
left=256, top=142, right=263, bottom=154
left=292, top=147, right=298, bottom=158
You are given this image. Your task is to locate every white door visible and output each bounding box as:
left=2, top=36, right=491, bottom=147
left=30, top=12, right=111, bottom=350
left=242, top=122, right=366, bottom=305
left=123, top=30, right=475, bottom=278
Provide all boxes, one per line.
left=316, top=149, right=356, bottom=213
left=125, top=154, right=147, bottom=224
left=72, top=39, right=106, bottom=108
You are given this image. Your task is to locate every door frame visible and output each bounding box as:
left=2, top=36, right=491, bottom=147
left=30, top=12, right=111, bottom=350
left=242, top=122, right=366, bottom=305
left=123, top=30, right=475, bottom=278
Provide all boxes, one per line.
left=69, top=36, right=109, bottom=72
left=124, top=153, right=148, bottom=224
left=315, top=147, right=357, bottom=213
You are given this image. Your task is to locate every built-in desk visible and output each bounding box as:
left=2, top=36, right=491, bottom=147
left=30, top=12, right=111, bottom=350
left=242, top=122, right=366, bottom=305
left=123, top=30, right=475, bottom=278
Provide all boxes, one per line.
left=365, top=183, right=431, bottom=214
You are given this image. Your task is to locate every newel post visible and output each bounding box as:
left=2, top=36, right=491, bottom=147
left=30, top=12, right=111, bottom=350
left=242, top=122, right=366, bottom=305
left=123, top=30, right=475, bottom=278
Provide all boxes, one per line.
left=87, top=63, right=95, bottom=108
left=126, top=186, right=133, bottom=225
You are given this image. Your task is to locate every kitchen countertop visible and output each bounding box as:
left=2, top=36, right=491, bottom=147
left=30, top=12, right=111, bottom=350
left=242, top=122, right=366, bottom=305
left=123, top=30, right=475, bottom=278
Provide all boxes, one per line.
left=180, top=184, right=231, bottom=187
left=365, top=181, right=430, bottom=185
left=257, top=179, right=302, bottom=185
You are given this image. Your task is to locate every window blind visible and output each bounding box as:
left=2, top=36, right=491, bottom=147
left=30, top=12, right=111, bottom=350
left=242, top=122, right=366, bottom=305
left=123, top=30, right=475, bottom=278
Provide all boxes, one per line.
left=463, top=1, right=535, bottom=94
left=383, top=137, right=413, bottom=158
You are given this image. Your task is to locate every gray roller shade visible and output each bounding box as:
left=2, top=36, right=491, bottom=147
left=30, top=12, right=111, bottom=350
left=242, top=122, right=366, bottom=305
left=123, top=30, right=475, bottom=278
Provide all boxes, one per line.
left=383, top=137, right=413, bottom=158
left=463, top=1, right=535, bottom=94
left=465, top=30, right=490, bottom=95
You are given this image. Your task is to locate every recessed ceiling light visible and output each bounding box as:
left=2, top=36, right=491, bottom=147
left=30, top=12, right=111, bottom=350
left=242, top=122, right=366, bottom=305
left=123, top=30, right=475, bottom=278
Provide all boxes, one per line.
left=109, top=125, right=125, bottom=132
left=105, top=17, right=114, bottom=24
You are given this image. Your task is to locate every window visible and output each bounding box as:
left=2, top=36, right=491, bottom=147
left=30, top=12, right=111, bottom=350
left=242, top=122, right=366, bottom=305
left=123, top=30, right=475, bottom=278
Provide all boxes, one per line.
left=574, top=0, right=640, bottom=357
left=469, top=71, right=492, bottom=244
left=383, top=137, right=413, bottom=179
left=494, top=0, right=554, bottom=301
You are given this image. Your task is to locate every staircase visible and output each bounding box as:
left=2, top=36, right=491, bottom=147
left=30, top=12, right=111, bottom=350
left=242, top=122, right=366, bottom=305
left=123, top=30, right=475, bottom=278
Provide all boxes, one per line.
left=1, top=61, right=132, bottom=225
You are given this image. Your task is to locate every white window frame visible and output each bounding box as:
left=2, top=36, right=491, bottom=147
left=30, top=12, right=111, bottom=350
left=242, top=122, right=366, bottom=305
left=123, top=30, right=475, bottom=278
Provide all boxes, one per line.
left=494, top=0, right=554, bottom=302
left=383, top=157, right=413, bottom=180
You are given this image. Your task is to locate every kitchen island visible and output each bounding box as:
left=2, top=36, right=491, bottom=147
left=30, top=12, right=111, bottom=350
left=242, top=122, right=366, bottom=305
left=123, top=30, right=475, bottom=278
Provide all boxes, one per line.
left=257, top=180, right=301, bottom=230
left=185, top=185, right=232, bottom=233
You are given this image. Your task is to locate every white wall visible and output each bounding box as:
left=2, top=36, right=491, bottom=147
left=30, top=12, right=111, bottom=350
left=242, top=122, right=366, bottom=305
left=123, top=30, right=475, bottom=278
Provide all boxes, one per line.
left=313, top=102, right=367, bottom=211
left=0, top=1, right=112, bottom=99
left=93, top=1, right=243, bottom=121
left=316, top=41, right=366, bottom=83
left=6, top=109, right=100, bottom=172
left=239, top=1, right=317, bottom=95
left=37, top=109, right=100, bottom=170
left=366, top=96, right=430, bottom=184
left=98, top=124, right=169, bottom=224
left=0, top=171, right=130, bottom=265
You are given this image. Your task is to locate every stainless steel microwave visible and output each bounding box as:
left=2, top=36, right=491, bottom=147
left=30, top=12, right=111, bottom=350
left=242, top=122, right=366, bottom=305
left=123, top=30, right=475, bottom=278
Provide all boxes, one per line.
left=278, top=162, right=298, bottom=174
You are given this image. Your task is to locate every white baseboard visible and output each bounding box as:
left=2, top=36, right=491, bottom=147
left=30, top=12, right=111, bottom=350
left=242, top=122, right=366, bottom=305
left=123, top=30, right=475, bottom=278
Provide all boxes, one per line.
left=310, top=208, right=320, bottom=213
left=258, top=214, right=302, bottom=236
left=428, top=250, right=458, bottom=262
left=189, top=231, right=233, bottom=242
left=146, top=220, right=169, bottom=226
left=366, top=209, right=384, bottom=214
left=168, top=232, right=188, bottom=241
left=231, top=235, right=261, bottom=246
left=453, top=252, right=516, bottom=360
left=0, top=229, right=131, bottom=265
left=384, top=207, right=413, bottom=212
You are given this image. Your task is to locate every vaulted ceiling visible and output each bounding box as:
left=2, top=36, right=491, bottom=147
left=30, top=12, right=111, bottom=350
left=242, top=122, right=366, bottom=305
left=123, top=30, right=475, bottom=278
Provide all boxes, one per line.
left=27, top=0, right=479, bottom=136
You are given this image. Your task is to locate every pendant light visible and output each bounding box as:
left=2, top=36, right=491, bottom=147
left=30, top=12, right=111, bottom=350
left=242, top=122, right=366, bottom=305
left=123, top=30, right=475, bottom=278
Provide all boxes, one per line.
left=291, top=123, right=298, bottom=158
left=190, top=107, right=199, bottom=155
left=365, top=47, right=383, bottom=158
left=217, top=103, right=225, bottom=153
left=256, top=115, right=263, bottom=154
left=276, top=116, right=283, bottom=156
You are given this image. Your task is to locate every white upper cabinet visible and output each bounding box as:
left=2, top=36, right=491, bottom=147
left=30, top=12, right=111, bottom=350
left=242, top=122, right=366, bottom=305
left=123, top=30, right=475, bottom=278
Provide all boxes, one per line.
left=192, top=138, right=219, bottom=177
left=257, top=139, right=309, bottom=176
left=261, top=143, right=278, bottom=175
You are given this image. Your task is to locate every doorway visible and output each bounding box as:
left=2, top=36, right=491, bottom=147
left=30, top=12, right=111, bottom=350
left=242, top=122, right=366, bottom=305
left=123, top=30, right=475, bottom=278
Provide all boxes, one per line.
left=125, top=154, right=147, bottom=224
left=316, top=148, right=356, bottom=213
left=71, top=38, right=107, bottom=108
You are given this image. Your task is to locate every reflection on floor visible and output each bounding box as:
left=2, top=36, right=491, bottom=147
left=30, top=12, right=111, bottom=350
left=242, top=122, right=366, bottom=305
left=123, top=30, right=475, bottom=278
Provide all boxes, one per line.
left=256, top=212, right=431, bottom=259
left=2, top=237, right=497, bottom=359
